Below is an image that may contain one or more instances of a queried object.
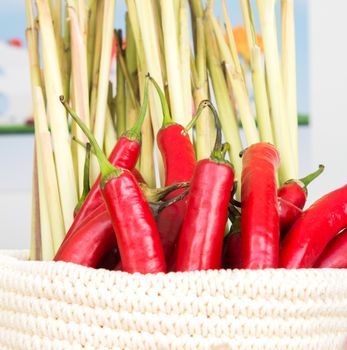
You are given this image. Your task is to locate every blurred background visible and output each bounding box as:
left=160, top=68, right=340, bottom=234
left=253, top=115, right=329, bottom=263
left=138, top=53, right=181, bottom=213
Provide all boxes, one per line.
left=0, top=0, right=345, bottom=248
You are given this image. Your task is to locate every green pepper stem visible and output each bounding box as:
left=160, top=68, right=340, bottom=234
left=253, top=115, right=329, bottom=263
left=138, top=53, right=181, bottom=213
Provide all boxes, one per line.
left=60, top=96, right=118, bottom=178
left=299, top=164, right=324, bottom=188
left=148, top=75, right=173, bottom=126
left=74, top=143, right=91, bottom=215
left=140, top=181, right=189, bottom=202
left=123, top=75, right=149, bottom=140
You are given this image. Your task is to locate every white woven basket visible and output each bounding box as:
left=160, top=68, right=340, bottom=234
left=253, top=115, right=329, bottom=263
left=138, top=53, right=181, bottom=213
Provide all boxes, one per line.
left=0, top=250, right=347, bottom=350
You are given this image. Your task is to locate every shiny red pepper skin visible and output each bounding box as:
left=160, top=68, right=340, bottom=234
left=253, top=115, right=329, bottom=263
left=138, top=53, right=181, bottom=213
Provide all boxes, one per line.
left=278, top=197, right=302, bottom=236
left=278, top=182, right=306, bottom=210
left=241, top=143, right=280, bottom=269
left=54, top=209, right=117, bottom=267
left=156, top=124, right=196, bottom=263
left=102, top=170, right=166, bottom=274
left=66, top=137, right=140, bottom=237
left=175, top=159, right=234, bottom=271
left=314, top=229, right=347, bottom=268
left=280, top=185, right=347, bottom=268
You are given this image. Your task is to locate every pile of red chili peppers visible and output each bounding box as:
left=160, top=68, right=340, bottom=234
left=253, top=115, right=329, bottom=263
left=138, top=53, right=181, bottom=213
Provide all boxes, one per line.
left=55, top=76, right=347, bottom=273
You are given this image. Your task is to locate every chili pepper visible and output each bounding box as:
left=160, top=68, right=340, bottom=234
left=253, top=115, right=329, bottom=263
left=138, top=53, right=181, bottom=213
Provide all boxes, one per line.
left=175, top=101, right=234, bottom=271
left=314, top=229, right=347, bottom=268
left=61, top=96, right=166, bottom=274
left=97, top=248, right=120, bottom=270
left=278, top=197, right=302, bottom=238
left=55, top=181, right=188, bottom=268
left=240, top=143, right=280, bottom=269
left=74, top=143, right=91, bottom=216
left=223, top=205, right=241, bottom=269
left=66, top=77, right=150, bottom=238
left=54, top=208, right=117, bottom=267
left=280, top=185, right=347, bottom=268
left=278, top=165, right=324, bottom=210
left=149, top=77, right=197, bottom=265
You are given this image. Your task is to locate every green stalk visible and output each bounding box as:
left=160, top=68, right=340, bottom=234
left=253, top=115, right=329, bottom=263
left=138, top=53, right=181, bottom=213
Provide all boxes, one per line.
left=281, top=0, right=298, bottom=175
left=125, top=12, right=139, bottom=130
left=60, top=96, right=119, bottom=181
left=205, top=16, right=243, bottom=193
left=115, top=30, right=126, bottom=137
left=74, top=143, right=91, bottom=215
left=299, top=165, right=324, bottom=188
left=87, top=0, right=97, bottom=87
left=256, top=0, right=296, bottom=183
left=208, top=10, right=259, bottom=145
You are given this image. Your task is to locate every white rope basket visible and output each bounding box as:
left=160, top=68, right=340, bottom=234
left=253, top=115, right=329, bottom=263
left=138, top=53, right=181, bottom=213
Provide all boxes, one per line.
left=0, top=250, right=347, bottom=350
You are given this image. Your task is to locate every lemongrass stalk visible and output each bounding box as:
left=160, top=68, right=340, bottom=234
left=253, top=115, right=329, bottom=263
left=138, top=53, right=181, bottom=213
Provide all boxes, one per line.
left=209, top=12, right=259, bottom=145
left=281, top=0, right=298, bottom=175
left=36, top=87, right=66, bottom=252
left=205, top=16, right=243, bottom=191
left=251, top=46, right=274, bottom=143
left=238, top=0, right=273, bottom=143
left=221, top=0, right=241, bottom=71
left=160, top=0, right=186, bottom=126
left=115, top=30, right=138, bottom=109
left=104, top=105, right=117, bottom=156
left=134, top=0, right=165, bottom=184
left=115, top=41, right=126, bottom=137
left=54, top=0, right=63, bottom=72
left=134, top=0, right=165, bottom=135
left=63, top=3, right=71, bottom=100
left=256, top=0, right=296, bottom=182
left=68, top=1, right=90, bottom=195
left=91, top=0, right=116, bottom=183
left=36, top=144, right=54, bottom=261
left=29, top=144, right=42, bottom=261
left=90, top=0, right=104, bottom=130
left=125, top=12, right=139, bottom=130
left=138, top=70, right=155, bottom=187
left=179, top=0, right=192, bottom=127
left=87, top=0, right=97, bottom=87
left=150, top=0, right=166, bottom=82
left=36, top=0, right=77, bottom=230
left=192, top=17, right=215, bottom=160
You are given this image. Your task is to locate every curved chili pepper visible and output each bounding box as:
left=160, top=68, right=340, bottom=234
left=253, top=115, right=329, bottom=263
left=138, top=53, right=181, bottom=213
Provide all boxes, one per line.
left=61, top=96, right=166, bottom=274
left=240, top=143, right=280, bottom=269
left=280, top=185, right=347, bottom=268
left=54, top=209, right=117, bottom=267
left=314, top=229, right=347, bottom=268
left=149, top=77, right=196, bottom=266
left=55, top=181, right=188, bottom=268
left=278, top=197, right=302, bottom=237
left=175, top=101, right=234, bottom=272
left=66, top=78, right=150, bottom=238
left=278, top=165, right=324, bottom=210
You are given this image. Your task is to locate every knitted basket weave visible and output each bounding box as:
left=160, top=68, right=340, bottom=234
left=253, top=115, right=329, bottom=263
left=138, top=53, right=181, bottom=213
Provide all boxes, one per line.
left=0, top=250, right=347, bottom=350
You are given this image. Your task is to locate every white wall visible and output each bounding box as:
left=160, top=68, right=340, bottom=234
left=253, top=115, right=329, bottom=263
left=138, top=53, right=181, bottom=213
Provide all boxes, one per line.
left=308, top=0, right=347, bottom=202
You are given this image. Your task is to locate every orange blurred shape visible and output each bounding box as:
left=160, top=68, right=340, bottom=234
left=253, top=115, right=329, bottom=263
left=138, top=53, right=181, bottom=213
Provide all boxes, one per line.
left=232, top=26, right=263, bottom=63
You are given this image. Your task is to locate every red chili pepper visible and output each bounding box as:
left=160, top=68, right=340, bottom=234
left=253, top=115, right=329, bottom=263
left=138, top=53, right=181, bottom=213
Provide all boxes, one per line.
left=149, top=77, right=196, bottom=266
left=66, top=78, right=150, bottom=238
left=224, top=232, right=241, bottom=269
left=280, top=185, right=347, bottom=268
left=278, top=197, right=302, bottom=237
left=61, top=96, right=166, bottom=274
left=278, top=165, right=324, bottom=210
left=55, top=181, right=188, bottom=268
left=314, top=229, right=347, bottom=268
left=240, top=143, right=280, bottom=269
left=175, top=101, right=234, bottom=271
left=54, top=209, right=117, bottom=268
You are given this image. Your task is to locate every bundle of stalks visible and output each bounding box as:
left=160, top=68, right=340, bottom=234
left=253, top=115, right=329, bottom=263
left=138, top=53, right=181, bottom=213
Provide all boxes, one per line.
left=26, top=0, right=298, bottom=260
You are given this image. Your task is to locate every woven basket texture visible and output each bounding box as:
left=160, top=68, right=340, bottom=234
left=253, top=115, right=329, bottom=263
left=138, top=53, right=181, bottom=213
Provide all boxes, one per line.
left=0, top=250, right=347, bottom=350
